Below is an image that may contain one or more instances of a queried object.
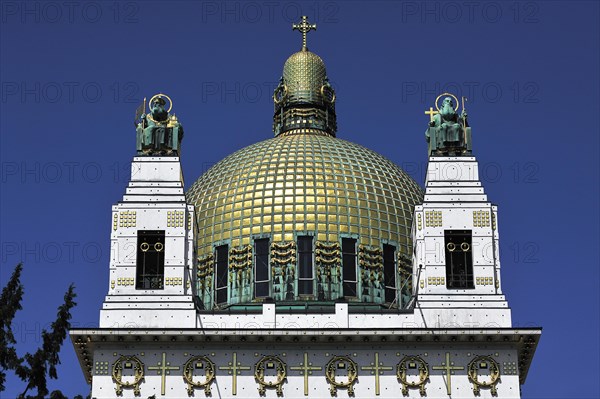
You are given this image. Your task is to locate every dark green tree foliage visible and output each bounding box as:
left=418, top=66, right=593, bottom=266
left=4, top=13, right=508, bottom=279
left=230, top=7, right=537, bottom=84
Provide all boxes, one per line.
left=0, top=263, right=78, bottom=398
left=0, top=263, right=25, bottom=391
left=49, top=390, right=68, bottom=399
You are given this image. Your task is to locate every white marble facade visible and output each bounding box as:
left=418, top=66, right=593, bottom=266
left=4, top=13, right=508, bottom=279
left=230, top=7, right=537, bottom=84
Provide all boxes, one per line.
left=74, top=327, right=534, bottom=399
left=70, top=154, right=540, bottom=398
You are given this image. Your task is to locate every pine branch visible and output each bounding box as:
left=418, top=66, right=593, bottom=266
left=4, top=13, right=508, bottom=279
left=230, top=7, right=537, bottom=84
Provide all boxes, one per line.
left=49, top=389, right=68, bottom=399
left=0, top=263, right=25, bottom=391
left=16, top=285, right=77, bottom=398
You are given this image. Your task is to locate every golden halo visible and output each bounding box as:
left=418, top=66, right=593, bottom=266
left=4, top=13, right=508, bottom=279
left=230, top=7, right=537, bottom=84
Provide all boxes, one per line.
left=154, top=242, right=164, bottom=252
left=140, top=242, right=149, bottom=252
left=320, top=84, right=336, bottom=104
left=149, top=93, right=173, bottom=113
left=273, top=84, right=288, bottom=104
left=435, top=92, right=459, bottom=112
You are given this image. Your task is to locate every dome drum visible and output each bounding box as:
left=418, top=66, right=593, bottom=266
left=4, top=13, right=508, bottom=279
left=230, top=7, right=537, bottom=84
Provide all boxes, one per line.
left=273, top=105, right=336, bottom=137
left=194, top=236, right=415, bottom=309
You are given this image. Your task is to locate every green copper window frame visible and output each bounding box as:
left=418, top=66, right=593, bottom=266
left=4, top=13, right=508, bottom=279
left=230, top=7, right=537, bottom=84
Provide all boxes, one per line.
left=254, top=238, right=270, bottom=298
left=342, top=237, right=358, bottom=297
left=383, top=243, right=397, bottom=303
left=215, top=244, right=229, bottom=305
left=297, top=236, right=314, bottom=296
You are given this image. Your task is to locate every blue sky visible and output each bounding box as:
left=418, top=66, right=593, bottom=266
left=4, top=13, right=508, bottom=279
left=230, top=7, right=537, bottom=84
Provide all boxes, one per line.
left=1, top=1, right=598, bottom=398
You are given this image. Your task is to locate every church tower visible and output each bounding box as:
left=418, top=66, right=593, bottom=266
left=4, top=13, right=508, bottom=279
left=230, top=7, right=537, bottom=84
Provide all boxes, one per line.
left=414, top=95, right=511, bottom=328
left=71, top=18, right=540, bottom=399
left=99, top=94, right=196, bottom=329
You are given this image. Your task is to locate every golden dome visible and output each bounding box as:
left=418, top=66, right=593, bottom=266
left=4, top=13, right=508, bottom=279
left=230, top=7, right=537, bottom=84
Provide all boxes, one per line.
left=186, top=132, right=423, bottom=305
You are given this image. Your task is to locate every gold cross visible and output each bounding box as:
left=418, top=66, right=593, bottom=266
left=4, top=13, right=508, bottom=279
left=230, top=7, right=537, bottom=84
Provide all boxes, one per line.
left=425, top=106, right=439, bottom=122
left=290, top=352, right=322, bottom=396
left=360, top=352, right=393, bottom=395
left=148, top=352, right=180, bottom=396
left=219, top=352, right=251, bottom=396
left=432, top=352, right=464, bottom=396
left=293, top=16, right=317, bottom=50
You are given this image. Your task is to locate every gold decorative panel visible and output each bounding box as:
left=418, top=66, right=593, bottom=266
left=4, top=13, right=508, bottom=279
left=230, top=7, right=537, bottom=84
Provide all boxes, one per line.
left=427, top=276, right=445, bottom=286
left=358, top=245, right=384, bottom=302
left=502, top=361, right=518, bottom=375
left=315, top=241, right=342, bottom=300
left=473, top=210, right=491, bottom=227
left=94, top=361, right=110, bottom=376
left=425, top=210, right=442, bottom=227
left=117, top=277, right=134, bottom=286
left=118, top=210, right=136, bottom=228
left=167, top=210, right=185, bottom=228
left=476, top=277, right=494, bottom=286
left=165, top=277, right=183, bottom=286
left=229, top=245, right=253, bottom=303
left=197, top=254, right=214, bottom=305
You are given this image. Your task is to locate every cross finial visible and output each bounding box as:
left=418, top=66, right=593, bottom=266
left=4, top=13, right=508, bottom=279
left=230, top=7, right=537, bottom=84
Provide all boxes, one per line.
left=424, top=106, right=438, bottom=122
left=293, top=16, right=317, bottom=50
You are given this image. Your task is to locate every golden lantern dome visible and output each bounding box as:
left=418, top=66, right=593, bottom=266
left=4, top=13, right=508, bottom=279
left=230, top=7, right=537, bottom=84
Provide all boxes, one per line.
left=186, top=17, right=423, bottom=309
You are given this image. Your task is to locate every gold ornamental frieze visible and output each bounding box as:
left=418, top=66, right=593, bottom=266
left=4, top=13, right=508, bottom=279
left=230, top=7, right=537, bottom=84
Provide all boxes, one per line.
left=358, top=245, right=384, bottom=270
left=105, top=350, right=506, bottom=397
left=229, top=244, right=252, bottom=269
left=397, top=355, right=429, bottom=396
left=468, top=355, right=500, bottom=396
left=196, top=253, right=214, bottom=290
left=183, top=355, right=216, bottom=396
left=325, top=355, right=358, bottom=396
left=197, top=254, right=214, bottom=278
left=271, top=241, right=297, bottom=269
left=254, top=355, right=287, bottom=396
left=112, top=355, right=144, bottom=396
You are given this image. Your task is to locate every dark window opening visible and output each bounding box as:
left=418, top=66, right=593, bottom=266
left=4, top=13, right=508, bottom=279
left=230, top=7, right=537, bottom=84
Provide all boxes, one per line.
left=445, top=230, right=474, bottom=289
left=383, top=244, right=397, bottom=303
left=215, top=244, right=229, bottom=304
left=298, top=236, right=314, bottom=295
left=254, top=238, right=270, bottom=298
left=136, top=230, right=165, bottom=290
left=342, top=238, right=357, bottom=297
